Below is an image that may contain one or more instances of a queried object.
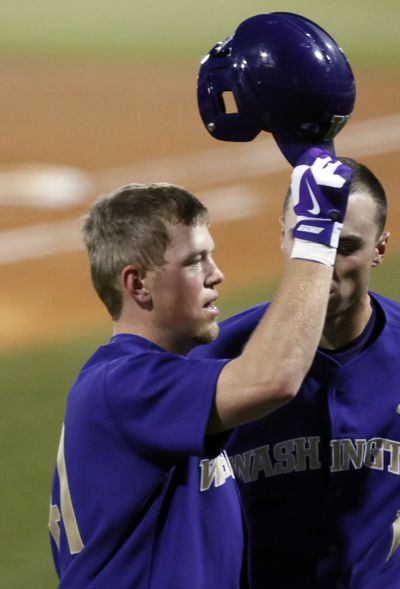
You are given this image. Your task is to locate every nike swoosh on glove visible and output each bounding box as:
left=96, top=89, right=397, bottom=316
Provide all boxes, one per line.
left=289, top=147, right=352, bottom=265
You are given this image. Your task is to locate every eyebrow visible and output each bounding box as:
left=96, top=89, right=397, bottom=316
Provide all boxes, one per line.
left=338, top=235, right=364, bottom=244
left=182, top=247, right=214, bottom=262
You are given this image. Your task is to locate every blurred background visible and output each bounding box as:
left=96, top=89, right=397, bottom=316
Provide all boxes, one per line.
left=1, top=1, right=399, bottom=586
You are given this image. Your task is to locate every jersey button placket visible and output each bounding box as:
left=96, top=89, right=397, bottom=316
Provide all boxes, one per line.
left=316, top=371, right=345, bottom=587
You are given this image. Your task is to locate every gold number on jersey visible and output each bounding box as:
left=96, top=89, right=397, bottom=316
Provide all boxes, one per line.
left=387, top=510, right=400, bottom=561
left=48, top=424, right=84, bottom=554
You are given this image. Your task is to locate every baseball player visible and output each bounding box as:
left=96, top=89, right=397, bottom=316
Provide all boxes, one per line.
left=192, top=157, right=398, bottom=589
left=48, top=150, right=351, bottom=588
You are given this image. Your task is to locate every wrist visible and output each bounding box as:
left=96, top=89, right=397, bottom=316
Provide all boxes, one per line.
left=292, top=218, right=343, bottom=249
left=290, top=239, right=337, bottom=266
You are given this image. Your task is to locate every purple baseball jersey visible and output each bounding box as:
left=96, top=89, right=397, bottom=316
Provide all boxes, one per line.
left=49, top=334, right=247, bottom=589
left=192, top=292, right=400, bottom=589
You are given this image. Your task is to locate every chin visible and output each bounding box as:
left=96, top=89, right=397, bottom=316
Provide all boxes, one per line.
left=327, top=293, right=341, bottom=313
left=193, top=322, right=220, bottom=346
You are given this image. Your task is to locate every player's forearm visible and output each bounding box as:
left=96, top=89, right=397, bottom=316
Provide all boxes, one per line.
left=209, top=259, right=332, bottom=434
left=242, top=258, right=332, bottom=392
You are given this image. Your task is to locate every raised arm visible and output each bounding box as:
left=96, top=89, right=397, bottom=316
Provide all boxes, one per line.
left=208, top=148, right=352, bottom=433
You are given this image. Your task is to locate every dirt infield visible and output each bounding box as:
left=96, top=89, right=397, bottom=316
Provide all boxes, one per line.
left=1, top=61, right=399, bottom=350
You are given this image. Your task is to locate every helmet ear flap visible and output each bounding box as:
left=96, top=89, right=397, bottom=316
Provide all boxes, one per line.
left=197, top=58, right=263, bottom=142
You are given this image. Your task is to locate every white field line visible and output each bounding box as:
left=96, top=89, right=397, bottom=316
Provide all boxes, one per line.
left=0, top=113, right=399, bottom=266
left=0, top=187, right=261, bottom=265
left=91, top=113, right=400, bottom=191
left=0, top=219, right=82, bottom=265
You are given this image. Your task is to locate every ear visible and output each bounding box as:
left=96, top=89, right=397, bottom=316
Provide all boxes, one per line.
left=372, top=231, right=390, bottom=267
left=121, top=264, right=152, bottom=304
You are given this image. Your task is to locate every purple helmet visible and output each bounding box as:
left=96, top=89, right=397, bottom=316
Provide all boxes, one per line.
left=197, top=12, right=356, bottom=165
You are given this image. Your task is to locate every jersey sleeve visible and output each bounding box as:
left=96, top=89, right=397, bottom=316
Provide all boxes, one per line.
left=104, top=352, right=229, bottom=460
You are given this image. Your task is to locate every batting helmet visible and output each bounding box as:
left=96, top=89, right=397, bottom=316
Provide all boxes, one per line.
left=197, top=12, right=356, bottom=165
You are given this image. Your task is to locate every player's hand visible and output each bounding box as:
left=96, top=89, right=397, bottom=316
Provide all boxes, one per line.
left=289, top=148, right=352, bottom=265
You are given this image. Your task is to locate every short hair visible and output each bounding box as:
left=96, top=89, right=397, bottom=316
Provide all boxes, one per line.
left=81, top=183, right=208, bottom=319
left=283, top=156, right=387, bottom=236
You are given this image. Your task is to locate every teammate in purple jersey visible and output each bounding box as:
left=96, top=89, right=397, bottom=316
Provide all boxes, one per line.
left=193, top=157, right=398, bottom=589
left=48, top=150, right=351, bottom=589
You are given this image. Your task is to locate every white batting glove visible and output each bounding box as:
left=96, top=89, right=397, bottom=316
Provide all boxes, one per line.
left=290, top=147, right=352, bottom=266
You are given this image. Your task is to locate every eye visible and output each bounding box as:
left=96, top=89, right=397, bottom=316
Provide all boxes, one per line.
left=187, top=255, right=202, bottom=266
left=337, top=242, right=361, bottom=256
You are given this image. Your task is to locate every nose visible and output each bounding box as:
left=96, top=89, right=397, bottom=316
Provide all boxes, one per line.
left=206, top=259, right=224, bottom=286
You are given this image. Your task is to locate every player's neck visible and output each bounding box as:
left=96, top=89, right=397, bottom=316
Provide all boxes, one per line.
left=319, top=295, right=373, bottom=351
left=113, top=319, right=190, bottom=356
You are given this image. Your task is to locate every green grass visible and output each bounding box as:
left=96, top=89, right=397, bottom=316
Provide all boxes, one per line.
left=0, top=0, right=399, bottom=69
left=1, top=257, right=398, bottom=587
